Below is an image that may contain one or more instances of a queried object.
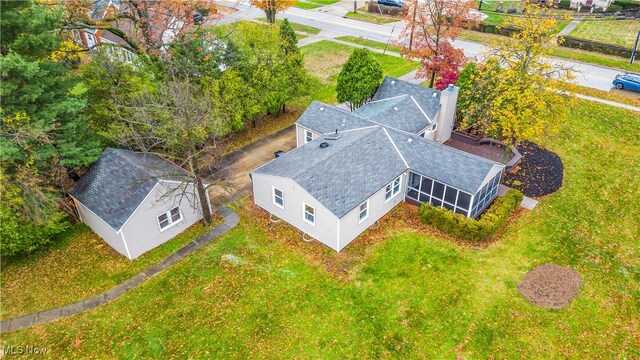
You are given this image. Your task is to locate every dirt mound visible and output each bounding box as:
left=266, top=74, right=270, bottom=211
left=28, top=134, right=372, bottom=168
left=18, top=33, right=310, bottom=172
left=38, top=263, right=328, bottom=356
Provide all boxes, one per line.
left=518, top=264, right=582, bottom=309
left=503, top=141, right=563, bottom=197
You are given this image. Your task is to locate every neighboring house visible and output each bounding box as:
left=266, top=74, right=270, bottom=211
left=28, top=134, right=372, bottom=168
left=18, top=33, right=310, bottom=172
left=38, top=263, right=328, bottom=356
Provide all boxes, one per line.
left=251, top=77, right=505, bottom=252
left=69, top=148, right=210, bottom=260
left=74, top=0, right=136, bottom=62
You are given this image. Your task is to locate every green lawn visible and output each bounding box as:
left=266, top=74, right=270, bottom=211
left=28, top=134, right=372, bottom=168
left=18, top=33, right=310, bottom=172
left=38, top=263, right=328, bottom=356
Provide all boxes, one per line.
left=344, top=11, right=400, bottom=24
left=335, top=35, right=404, bottom=54
left=292, top=1, right=321, bottom=9
left=254, top=18, right=322, bottom=35
left=301, top=40, right=419, bottom=104
left=2, top=100, right=638, bottom=357
left=0, top=221, right=218, bottom=319
left=459, top=30, right=640, bottom=72
left=569, top=19, right=639, bottom=48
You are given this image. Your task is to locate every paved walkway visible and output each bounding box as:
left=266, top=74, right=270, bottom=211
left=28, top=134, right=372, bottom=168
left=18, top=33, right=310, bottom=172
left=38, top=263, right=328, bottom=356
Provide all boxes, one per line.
left=498, top=185, right=539, bottom=210
left=0, top=207, right=240, bottom=334
left=574, top=93, right=640, bottom=112
left=558, top=18, right=582, bottom=37
left=206, top=125, right=296, bottom=209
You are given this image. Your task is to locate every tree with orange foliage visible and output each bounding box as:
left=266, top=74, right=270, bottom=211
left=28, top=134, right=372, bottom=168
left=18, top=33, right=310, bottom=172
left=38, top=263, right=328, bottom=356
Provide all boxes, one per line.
left=62, top=0, right=218, bottom=55
left=252, top=0, right=295, bottom=24
left=400, top=0, right=479, bottom=88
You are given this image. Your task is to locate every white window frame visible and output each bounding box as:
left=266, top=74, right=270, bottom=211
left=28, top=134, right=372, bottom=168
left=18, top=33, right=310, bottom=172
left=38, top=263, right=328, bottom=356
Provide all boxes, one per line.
left=303, top=203, right=315, bottom=226
left=157, top=206, right=182, bottom=232
left=427, top=123, right=438, bottom=133
left=272, top=187, right=284, bottom=209
left=358, top=200, right=369, bottom=224
left=305, top=130, right=313, bottom=144
left=385, top=175, right=402, bottom=203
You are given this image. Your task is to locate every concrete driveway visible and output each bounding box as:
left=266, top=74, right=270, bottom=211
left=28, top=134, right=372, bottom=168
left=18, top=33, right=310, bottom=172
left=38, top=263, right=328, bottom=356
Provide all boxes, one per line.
left=206, top=125, right=297, bottom=209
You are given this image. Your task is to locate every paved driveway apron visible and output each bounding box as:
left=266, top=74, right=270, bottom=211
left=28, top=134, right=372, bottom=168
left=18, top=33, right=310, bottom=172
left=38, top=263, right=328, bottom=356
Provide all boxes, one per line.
left=207, top=125, right=297, bottom=207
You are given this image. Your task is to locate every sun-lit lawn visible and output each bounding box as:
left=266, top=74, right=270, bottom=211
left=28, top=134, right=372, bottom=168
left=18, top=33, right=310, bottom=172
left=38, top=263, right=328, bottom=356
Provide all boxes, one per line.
left=301, top=40, right=420, bottom=104
left=335, top=35, right=404, bottom=54
left=344, top=10, right=400, bottom=24
left=2, top=99, right=638, bottom=357
left=292, top=1, right=321, bottom=9
left=569, top=19, right=639, bottom=48
left=254, top=18, right=322, bottom=35
left=0, top=218, right=221, bottom=320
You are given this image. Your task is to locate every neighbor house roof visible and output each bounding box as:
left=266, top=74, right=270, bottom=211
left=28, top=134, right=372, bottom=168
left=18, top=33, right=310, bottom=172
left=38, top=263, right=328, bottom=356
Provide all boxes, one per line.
left=354, top=94, right=432, bottom=133
left=69, top=147, right=189, bottom=230
left=296, top=101, right=373, bottom=134
left=386, top=128, right=501, bottom=194
left=373, top=76, right=441, bottom=121
left=253, top=127, right=407, bottom=218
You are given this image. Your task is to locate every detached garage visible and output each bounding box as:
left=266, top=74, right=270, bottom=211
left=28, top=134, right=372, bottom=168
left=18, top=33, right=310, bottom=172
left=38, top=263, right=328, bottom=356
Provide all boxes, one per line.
left=69, top=148, right=210, bottom=260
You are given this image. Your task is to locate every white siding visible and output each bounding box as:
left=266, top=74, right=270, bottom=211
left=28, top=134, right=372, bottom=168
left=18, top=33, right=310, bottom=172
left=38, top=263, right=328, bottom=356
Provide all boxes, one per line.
left=120, top=181, right=204, bottom=259
left=73, top=198, right=130, bottom=258
left=337, top=172, right=407, bottom=250
left=252, top=173, right=340, bottom=250
left=296, top=124, right=321, bottom=148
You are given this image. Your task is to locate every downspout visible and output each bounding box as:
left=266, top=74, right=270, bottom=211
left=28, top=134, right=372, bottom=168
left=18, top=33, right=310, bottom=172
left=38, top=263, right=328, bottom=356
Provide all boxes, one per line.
left=118, top=229, right=133, bottom=260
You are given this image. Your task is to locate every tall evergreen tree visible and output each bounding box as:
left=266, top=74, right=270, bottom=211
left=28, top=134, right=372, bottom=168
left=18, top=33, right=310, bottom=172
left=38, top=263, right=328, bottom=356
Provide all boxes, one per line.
left=336, top=48, right=383, bottom=111
left=0, top=0, right=101, bottom=256
left=279, top=18, right=298, bottom=54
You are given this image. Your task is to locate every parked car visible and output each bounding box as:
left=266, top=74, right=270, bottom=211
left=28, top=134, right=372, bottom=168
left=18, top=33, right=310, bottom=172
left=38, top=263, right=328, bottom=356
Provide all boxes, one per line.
left=613, top=73, right=640, bottom=92
left=376, top=0, right=404, bottom=7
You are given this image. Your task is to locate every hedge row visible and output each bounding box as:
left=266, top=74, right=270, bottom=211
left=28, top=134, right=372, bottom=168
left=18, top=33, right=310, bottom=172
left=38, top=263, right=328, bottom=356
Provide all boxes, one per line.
left=561, top=36, right=632, bottom=58
left=419, top=188, right=523, bottom=242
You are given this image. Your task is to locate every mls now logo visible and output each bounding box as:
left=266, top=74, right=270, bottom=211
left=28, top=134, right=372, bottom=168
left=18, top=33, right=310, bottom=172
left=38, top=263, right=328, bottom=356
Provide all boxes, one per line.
left=1, top=345, right=48, bottom=355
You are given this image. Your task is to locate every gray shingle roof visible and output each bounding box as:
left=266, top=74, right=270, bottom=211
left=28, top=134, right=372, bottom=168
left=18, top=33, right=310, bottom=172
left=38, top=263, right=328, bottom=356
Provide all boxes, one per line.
left=69, top=147, right=189, bottom=230
left=253, top=127, right=406, bottom=218
left=354, top=94, right=432, bottom=133
left=386, top=129, right=502, bottom=194
left=296, top=101, right=373, bottom=134
left=373, top=76, right=441, bottom=121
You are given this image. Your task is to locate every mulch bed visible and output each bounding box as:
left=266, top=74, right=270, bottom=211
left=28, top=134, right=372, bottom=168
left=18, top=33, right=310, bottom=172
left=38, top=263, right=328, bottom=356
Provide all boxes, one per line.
left=503, top=141, right=564, bottom=197
left=518, top=264, right=583, bottom=309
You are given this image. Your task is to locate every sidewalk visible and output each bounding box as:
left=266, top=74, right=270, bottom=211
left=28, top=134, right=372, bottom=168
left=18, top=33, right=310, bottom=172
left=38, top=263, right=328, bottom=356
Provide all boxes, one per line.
left=0, top=207, right=240, bottom=333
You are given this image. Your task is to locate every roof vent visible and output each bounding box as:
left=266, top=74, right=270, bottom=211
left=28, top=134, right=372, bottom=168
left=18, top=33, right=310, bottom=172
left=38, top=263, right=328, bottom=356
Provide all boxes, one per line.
left=432, top=93, right=437, bottom=98
left=319, top=107, right=324, bottom=111
left=319, top=142, right=330, bottom=149
left=407, top=138, right=413, bottom=143
left=391, top=80, right=396, bottom=85
left=393, top=107, right=399, bottom=111
left=341, top=118, right=346, bottom=126
left=447, top=84, right=455, bottom=91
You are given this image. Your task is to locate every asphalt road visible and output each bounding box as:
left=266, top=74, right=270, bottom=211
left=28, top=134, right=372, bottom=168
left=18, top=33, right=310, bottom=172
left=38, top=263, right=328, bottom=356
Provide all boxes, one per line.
left=219, top=0, right=626, bottom=92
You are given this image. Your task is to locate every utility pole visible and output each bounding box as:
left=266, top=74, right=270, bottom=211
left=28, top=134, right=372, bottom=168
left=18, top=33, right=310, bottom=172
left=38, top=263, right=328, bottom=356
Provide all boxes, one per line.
left=478, top=0, right=483, bottom=10
left=354, top=0, right=357, bottom=13
left=631, top=30, right=639, bottom=65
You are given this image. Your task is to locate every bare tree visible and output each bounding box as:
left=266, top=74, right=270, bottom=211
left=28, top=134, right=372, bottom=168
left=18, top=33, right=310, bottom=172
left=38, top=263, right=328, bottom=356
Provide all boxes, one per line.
left=109, top=74, right=234, bottom=225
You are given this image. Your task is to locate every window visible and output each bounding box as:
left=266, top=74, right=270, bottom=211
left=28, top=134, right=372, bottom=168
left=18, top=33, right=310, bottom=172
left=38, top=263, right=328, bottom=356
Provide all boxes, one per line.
left=429, top=124, right=438, bottom=133
left=157, top=207, right=182, bottom=231
left=273, top=187, right=284, bottom=209
left=359, top=200, right=369, bottom=223
left=305, top=130, right=313, bottom=143
left=385, top=176, right=402, bottom=202
left=303, top=203, right=315, bottom=225
left=432, top=181, right=445, bottom=200
left=406, top=171, right=473, bottom=217
left=419, top=132, right=426, bottom=138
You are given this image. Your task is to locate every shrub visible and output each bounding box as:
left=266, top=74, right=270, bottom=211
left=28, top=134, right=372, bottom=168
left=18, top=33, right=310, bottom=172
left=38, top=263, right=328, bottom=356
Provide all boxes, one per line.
left=607, top=4, right=623, bottom=11
left=419, top=188, right=523, bottom=242
left=558, top=0, right=571, bottom=8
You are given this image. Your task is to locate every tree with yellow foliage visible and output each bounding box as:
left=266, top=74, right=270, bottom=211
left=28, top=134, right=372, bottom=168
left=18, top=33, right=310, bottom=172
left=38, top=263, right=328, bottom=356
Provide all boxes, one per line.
left=252, top=0, right=295, bottom=24
left=458, top=2, right=576, bottom=149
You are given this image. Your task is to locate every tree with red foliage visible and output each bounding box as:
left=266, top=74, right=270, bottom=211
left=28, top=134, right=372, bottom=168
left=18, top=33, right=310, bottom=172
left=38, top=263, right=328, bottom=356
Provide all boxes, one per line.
left=400, top=0, right=478, bottom=88
left=63, top=0, right=218, bottom=55
left=435, top=70, right=459, bottom=90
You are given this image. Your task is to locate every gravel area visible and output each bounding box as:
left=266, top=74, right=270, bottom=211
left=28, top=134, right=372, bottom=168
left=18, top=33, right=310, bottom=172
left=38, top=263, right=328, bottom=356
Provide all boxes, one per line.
left=518, top=264, right=583, bottom=309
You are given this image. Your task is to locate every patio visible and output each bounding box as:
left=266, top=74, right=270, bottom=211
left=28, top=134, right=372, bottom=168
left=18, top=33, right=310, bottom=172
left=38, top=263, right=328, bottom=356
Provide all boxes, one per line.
left=444, top=131, right=521, bottom=170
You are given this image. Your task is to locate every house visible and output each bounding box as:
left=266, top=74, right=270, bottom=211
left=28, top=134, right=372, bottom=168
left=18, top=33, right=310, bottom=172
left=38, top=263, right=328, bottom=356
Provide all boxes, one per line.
left=250, top=77, right=505, bottom=251
left=74, top=0, right=136, bottom=62
left=69, top=148, right=210, bottom=260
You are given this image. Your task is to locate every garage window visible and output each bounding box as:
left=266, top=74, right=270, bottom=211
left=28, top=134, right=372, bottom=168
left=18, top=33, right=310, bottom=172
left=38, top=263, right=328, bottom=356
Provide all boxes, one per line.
left=158, top=207, right=182, bottom=231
